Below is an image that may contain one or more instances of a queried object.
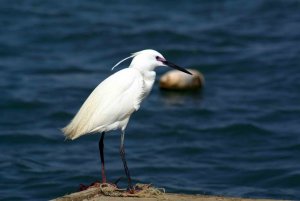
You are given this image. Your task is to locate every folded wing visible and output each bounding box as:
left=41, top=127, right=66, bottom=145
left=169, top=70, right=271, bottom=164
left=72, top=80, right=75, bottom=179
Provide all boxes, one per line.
left=62, top=68, right=144, bottom=140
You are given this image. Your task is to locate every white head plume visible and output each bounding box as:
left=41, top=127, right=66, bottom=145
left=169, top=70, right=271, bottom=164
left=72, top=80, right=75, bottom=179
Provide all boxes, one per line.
left=111, top=54, right=135, bottom=71
left=111, top=50, right=152, bottom=71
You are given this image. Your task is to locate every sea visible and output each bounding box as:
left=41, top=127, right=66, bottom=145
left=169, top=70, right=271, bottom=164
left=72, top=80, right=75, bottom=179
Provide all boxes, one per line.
left=0, top=0, right=300, bottom=200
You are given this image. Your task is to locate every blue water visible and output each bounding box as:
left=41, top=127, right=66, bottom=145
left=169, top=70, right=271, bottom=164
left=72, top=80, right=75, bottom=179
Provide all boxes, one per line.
left=1, top=0, right=300, bottom=200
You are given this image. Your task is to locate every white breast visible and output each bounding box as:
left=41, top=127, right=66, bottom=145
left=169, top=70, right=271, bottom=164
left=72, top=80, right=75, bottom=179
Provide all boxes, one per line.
left=139, top=71, right=156, bottom=102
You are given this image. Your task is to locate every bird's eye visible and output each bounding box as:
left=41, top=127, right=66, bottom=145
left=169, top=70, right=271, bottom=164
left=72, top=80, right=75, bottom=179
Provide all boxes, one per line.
left=155, top=56, right=160, bottom=60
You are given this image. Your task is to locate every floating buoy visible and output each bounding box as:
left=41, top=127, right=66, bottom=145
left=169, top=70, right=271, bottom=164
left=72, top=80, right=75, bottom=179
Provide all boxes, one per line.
left=159, top=69, right=204, bottom=90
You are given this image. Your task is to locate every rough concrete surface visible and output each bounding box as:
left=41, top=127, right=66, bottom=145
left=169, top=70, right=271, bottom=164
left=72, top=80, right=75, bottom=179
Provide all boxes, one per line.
left=51, top=187, right=286, bottom=201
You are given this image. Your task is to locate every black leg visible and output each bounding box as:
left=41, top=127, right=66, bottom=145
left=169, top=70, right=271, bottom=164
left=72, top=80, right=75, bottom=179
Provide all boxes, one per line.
left=120, top=131, right=133, bottom=191
left=99, top=132, right=106, bottom=183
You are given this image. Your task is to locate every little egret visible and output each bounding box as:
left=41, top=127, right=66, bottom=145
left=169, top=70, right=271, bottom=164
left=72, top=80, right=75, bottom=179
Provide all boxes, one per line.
left=62, top=49, right=192, bottom=192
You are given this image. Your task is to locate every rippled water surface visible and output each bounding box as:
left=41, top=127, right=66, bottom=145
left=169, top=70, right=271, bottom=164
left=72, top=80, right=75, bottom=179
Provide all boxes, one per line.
left=1, top=0, right=300, bottom=200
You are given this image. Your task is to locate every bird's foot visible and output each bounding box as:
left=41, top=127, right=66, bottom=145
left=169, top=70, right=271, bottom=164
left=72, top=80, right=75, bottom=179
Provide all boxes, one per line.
left=125, top=184, right=146, bottom=194
left=127, top=188, right=135, bottom=194
left=129, top=183, right=157, bottom=195
left=79, top=181, right=118, bottom=191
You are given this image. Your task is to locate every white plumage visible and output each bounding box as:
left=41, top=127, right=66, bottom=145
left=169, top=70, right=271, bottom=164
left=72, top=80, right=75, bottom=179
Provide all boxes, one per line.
left=62, top=68, right=145, bottom=140
left=62, top=49, right=191, bottom=191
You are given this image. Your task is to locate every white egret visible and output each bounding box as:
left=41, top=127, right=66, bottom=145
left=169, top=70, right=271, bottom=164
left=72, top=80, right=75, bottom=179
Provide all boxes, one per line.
left=62, top=49, right=191, bottom=192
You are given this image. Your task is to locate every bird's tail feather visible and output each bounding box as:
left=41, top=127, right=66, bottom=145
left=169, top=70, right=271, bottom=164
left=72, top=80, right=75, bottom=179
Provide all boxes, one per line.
left=61, top=123, right=81, bottom=140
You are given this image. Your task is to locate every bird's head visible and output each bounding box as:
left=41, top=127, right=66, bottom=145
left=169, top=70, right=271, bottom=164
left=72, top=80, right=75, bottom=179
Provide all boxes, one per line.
left=112, top=49, right=192, bottom=75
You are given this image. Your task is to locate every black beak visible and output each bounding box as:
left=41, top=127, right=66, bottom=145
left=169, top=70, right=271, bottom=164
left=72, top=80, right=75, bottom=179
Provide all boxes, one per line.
left=163, top=60, right=192, bottom=75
